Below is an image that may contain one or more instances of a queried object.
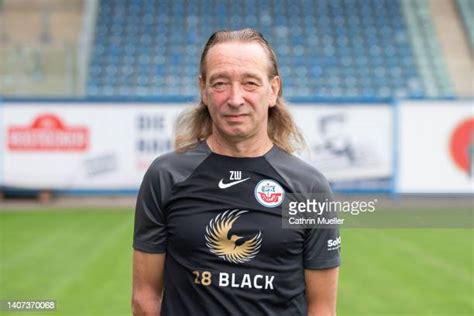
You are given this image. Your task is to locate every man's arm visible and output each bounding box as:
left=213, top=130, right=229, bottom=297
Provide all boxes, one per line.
left=131, top=250, right=165, bottom=316
left=305, top=267, right=339, bottom=316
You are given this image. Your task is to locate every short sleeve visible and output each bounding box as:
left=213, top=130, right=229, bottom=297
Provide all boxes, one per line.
left=303, top=180, right=341, bottom=269
left=133, top=162, right=168, bottom=253
left=303, top=227, right=341, bottom=269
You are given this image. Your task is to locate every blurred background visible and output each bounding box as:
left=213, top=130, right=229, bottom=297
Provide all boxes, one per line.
left=0, top=0, right=473, bottom=315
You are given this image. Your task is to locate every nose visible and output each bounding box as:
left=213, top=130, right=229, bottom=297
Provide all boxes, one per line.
left=227, top=83, right=245, bottom=108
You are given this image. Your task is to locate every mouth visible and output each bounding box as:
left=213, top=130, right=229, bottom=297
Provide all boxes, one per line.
left=225, top=114, right=248, bottom=118
left=224, top=114, right=248, bottom=123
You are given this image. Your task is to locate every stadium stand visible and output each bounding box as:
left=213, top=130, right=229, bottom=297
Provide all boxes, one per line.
left=86, top=0, right=455, bottom=98
left=428, top=0, right=472, bottom=97
left=456, top=0, right=474, bottom=50
left=401, top=0, right=453, bottom=97
left=0, top=0, right=83, bottom=96
left=0, top=0, right=469, bottom=98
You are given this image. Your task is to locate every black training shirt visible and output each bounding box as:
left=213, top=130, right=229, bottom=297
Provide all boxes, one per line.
left=133, top=141, right=340, bottom=315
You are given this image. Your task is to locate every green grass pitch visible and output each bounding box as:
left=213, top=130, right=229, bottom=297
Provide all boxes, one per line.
left=0, top=208, right=472, bottom=315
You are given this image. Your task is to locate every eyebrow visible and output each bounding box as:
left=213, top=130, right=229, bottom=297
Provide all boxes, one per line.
left=208, top=71, right=264, bottom=83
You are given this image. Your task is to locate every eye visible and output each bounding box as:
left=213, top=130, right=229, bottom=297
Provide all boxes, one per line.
left=211, top=81, right=226, bottom=88
left=243, top=81, right=259, bottom=90
left=244, top=81, right=258, bottom=86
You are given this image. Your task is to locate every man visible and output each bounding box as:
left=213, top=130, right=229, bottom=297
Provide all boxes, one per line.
left=132, top=28, right=340, bottom=316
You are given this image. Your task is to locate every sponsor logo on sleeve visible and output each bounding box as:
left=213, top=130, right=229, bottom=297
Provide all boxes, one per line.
left=327, top=236, right=341, bottom=251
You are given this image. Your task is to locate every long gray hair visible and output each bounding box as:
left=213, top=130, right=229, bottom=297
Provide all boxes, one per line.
left=175, top=28, right=304, bottom=153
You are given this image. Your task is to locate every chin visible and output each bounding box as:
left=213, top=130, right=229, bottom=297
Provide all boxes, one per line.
left=224, top=129, right=249, bottom=139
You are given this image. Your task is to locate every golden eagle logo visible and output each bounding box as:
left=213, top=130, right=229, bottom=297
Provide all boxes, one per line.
left=205, top=210, right=262, bottom=264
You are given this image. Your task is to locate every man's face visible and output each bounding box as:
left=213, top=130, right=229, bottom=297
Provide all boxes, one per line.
left=200, top=41, right=280, bottom=142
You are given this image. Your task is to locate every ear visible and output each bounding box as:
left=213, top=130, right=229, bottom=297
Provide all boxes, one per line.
left=199, top=75, right=208, bottom=105
left=269, top=76, right=281, bottom=108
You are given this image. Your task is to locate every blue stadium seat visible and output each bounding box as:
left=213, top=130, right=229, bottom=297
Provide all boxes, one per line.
left=86, top=0, right=452, bottom=98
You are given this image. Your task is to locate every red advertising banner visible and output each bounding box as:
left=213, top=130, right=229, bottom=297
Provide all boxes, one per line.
left=8, top=114, right=89, bottom=151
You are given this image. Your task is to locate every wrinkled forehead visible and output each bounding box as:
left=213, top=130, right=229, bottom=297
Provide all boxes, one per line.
left=203, top=41, right=273, bottom=78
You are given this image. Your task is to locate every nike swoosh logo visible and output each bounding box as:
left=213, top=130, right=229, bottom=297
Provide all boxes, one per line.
left=218, top=177, right=251, bottom=189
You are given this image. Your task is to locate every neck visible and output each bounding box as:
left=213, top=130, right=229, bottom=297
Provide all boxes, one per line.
left=207, top=134, right=273, bottom=157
